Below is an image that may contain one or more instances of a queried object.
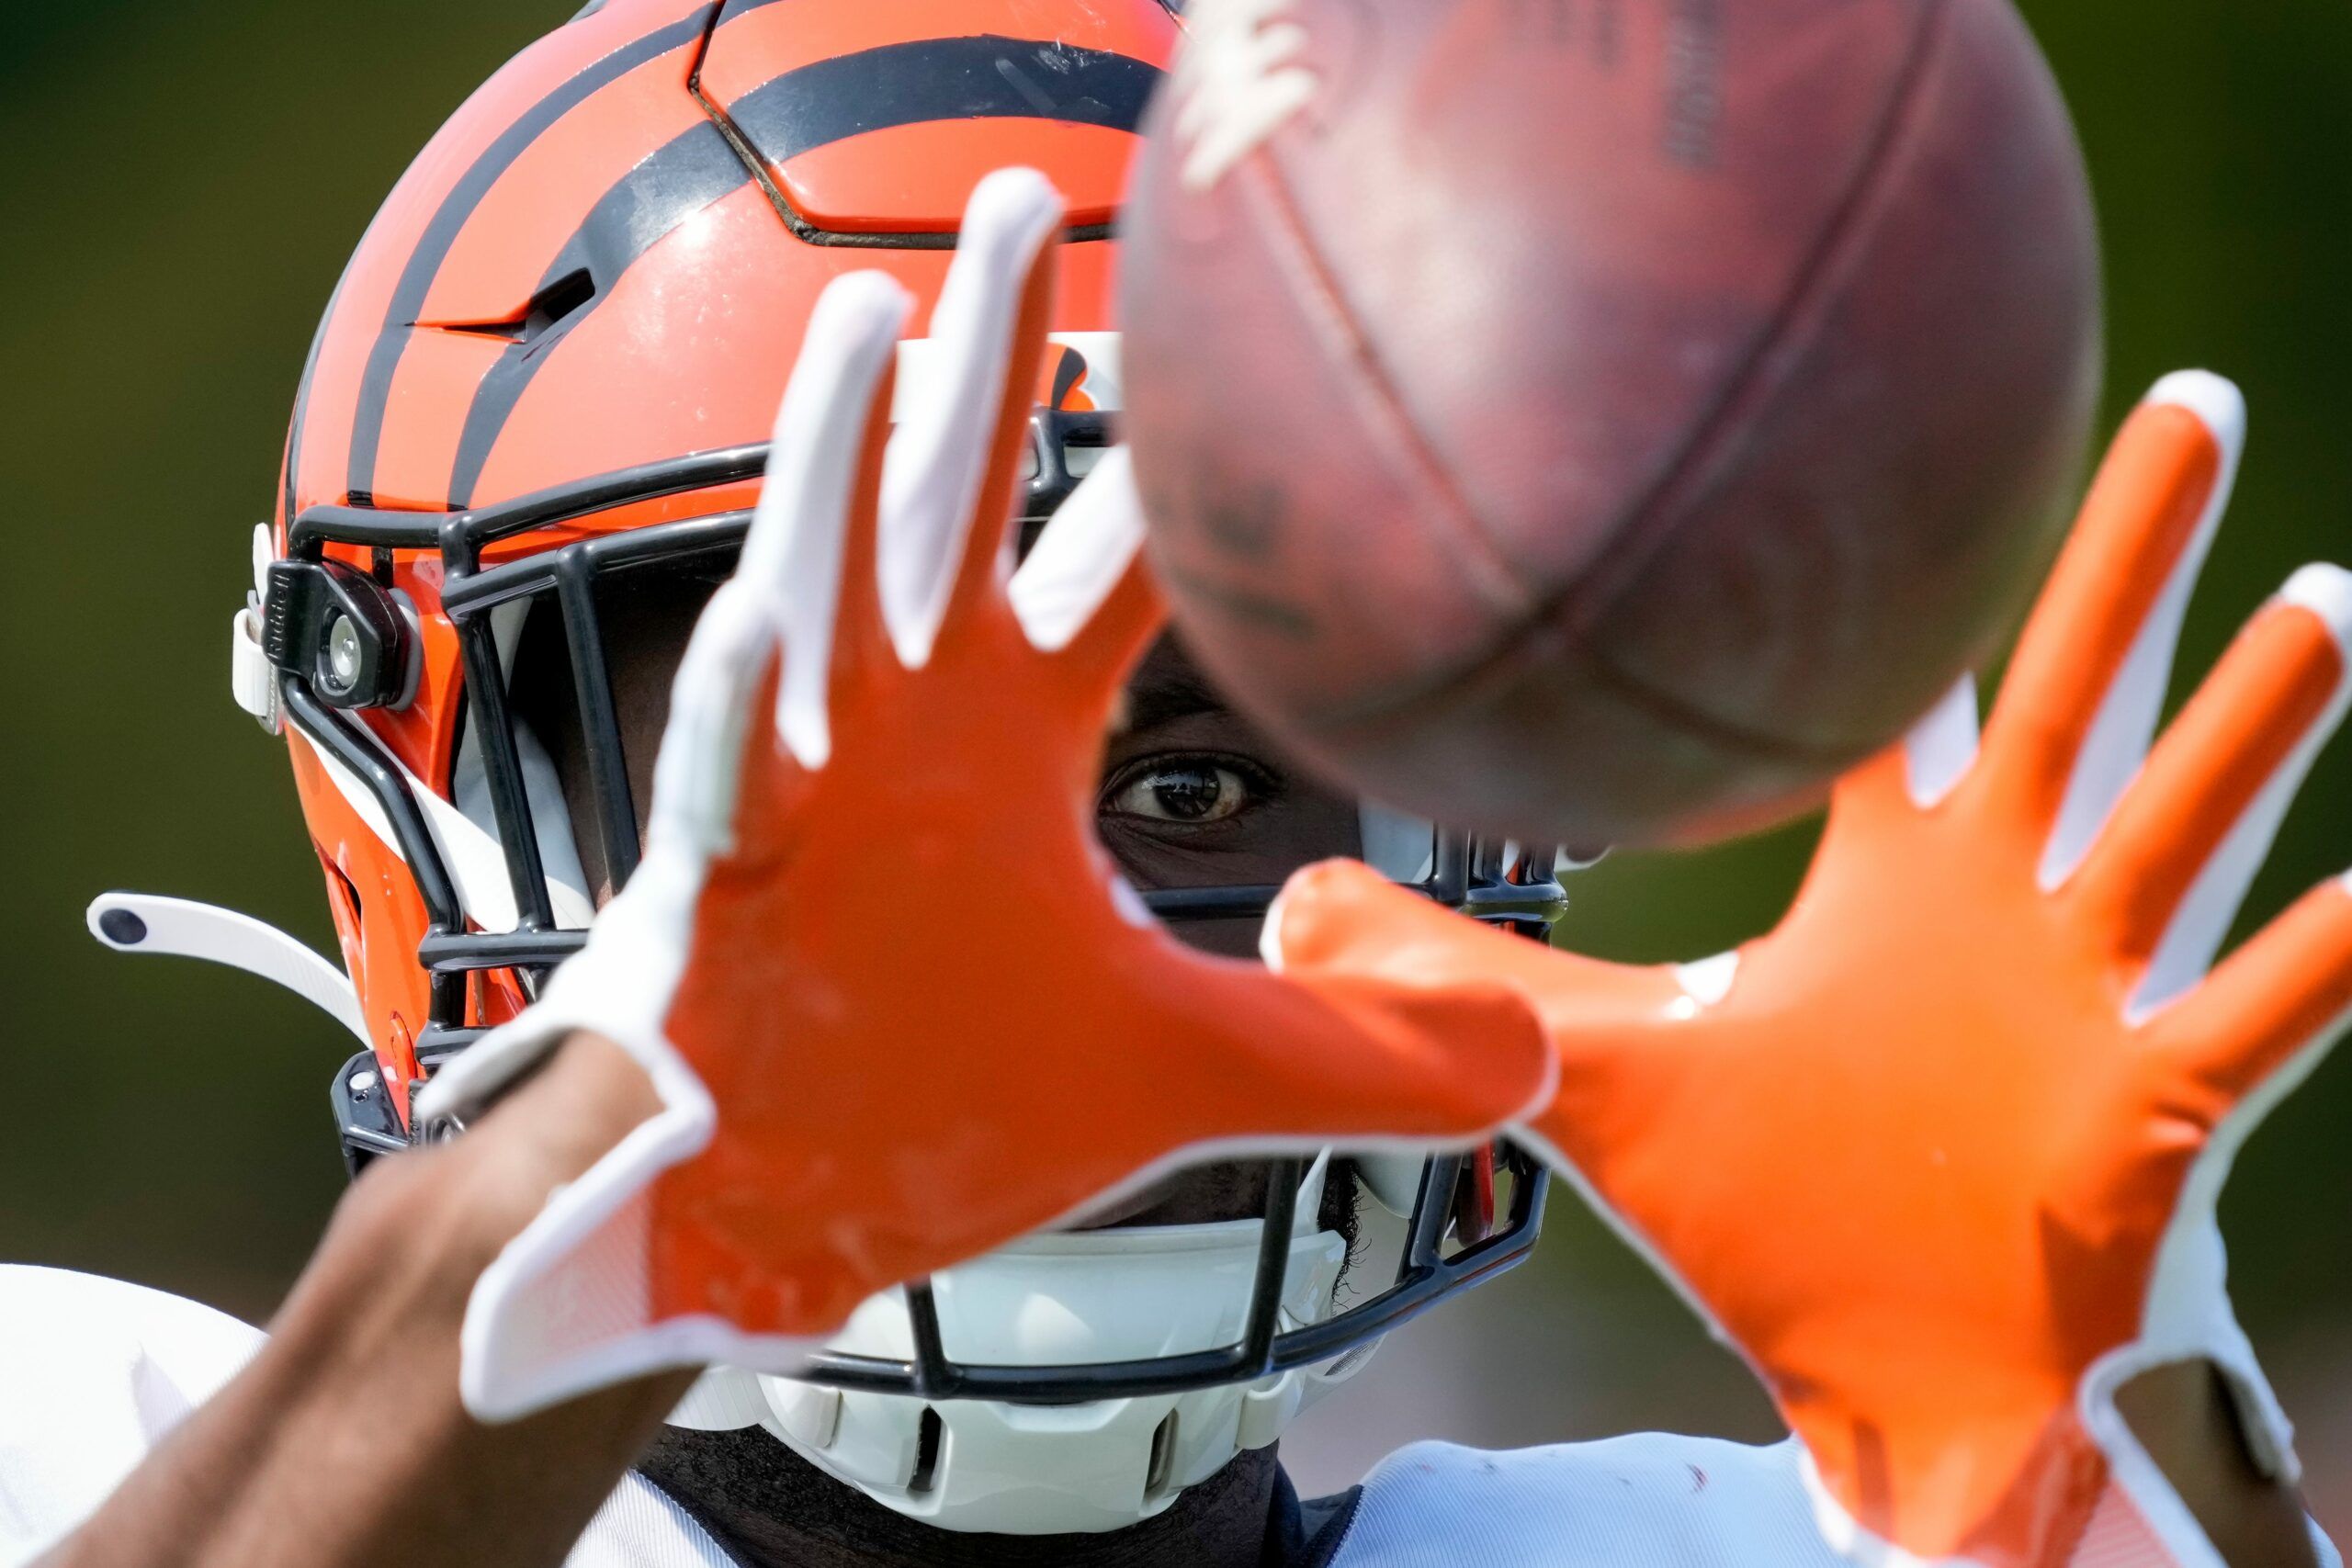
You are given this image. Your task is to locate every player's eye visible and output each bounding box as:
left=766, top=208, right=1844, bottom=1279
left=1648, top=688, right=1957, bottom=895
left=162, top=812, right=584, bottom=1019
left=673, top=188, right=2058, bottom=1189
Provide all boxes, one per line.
left=1102, top=757, right=1262, bottom=825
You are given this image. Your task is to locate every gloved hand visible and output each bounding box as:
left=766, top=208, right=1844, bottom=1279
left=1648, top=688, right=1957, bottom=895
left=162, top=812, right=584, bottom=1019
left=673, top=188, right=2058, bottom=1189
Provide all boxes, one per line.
left=417, top=169, right=1553, bottom=1423
left=1271, top=373, right=2352, bottom=1568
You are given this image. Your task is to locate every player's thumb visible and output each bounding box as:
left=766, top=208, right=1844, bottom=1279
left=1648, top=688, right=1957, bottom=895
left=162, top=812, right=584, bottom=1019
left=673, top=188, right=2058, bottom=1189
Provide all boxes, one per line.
left=1264, top=858, right=1683, bottom=1107
left=1244, top=860, right=1555, bottom=1135
left=1268, top=859, right=1553, bottom=992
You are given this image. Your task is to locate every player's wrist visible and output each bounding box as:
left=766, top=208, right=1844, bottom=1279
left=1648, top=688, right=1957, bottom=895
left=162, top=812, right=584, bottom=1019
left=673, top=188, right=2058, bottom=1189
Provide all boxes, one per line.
left=2115, top=1361, right=2321, bottom=1568
left=300, top=1032, right=663, bottom=1338
left=456, top=1030, right=668, bottom=1215
left=53, top=1034, right=683, bottom=1568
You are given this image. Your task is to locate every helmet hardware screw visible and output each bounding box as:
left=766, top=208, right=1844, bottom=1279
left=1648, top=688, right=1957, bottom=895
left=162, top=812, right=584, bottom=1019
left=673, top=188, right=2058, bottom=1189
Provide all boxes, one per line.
left=323, top=615, right=364, bottom=696
left=347, top=1069, right=377, bottom=1101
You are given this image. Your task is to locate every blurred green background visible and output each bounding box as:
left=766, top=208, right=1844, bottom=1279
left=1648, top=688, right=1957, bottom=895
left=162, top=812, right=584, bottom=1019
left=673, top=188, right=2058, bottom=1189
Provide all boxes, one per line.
left=0, top=0, right=2345, bottom=1540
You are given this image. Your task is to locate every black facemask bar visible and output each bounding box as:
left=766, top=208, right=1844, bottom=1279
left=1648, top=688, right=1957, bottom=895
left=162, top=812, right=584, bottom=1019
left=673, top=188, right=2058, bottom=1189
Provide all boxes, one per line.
left=283, top=424, right=1569, bottom=1402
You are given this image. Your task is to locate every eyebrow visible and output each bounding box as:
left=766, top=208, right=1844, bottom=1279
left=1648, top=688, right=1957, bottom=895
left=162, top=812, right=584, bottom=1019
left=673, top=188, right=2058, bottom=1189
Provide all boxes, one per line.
left=1118, top=663, right=1229, bottom=736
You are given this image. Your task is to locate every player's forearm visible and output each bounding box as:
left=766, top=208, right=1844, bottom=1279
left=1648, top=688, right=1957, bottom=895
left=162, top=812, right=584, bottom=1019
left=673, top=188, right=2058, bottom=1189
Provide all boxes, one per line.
left=2119, top=1361, right=2321, bottom=1568
left=41, top=1035, right=691, bottom=1568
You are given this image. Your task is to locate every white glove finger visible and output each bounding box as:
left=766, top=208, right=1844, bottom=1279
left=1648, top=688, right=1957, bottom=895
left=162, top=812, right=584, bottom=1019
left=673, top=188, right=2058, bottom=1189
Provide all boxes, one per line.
left=2122, top=565, right=2352, bottom=1017
left=736, top=269, right=911, bottom=773
left=877, top=167, right=1065, bottom=670
left=640, top=580, right=775, bottom=860
left=2039, top=371, right=2244, bottom=887
left=1009, top=446, right=1148, bottom=655
left=1901, top=674, right=1981, bottom=810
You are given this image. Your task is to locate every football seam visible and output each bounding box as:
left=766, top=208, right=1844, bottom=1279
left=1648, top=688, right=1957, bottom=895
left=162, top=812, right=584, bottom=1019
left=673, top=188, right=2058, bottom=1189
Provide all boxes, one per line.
left=1261, top=0, right=1962, bottom=756
left=1242, top=140, right=1538, bottom=622
left=1562, top=631, right=1877, bottom=766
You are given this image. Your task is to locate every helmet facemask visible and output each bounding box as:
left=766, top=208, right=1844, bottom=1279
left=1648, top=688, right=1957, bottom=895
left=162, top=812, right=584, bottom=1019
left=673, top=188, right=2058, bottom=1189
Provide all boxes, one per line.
left=266, top=423, right=1566, bottom=1531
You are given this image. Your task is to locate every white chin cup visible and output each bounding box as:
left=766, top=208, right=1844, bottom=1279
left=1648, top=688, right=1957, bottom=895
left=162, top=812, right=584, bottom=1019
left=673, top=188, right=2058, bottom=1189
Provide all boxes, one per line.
left=668, top=1160, right=1381, bottom=1536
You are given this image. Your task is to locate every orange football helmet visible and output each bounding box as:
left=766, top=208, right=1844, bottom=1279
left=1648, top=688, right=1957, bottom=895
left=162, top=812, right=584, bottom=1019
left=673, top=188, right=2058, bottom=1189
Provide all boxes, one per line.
left=263, top=0, right=1164, bottom=1122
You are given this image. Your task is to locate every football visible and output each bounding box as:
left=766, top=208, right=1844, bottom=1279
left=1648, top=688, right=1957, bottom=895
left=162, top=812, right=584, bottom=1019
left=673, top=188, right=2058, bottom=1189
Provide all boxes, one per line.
left=1122, top=0, right=2103, bottom=846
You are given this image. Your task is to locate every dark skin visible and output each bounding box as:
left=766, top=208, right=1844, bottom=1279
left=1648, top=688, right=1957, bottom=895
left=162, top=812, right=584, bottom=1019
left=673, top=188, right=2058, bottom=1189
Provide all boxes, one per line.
left=44, top=578, right=2319, bottom=1568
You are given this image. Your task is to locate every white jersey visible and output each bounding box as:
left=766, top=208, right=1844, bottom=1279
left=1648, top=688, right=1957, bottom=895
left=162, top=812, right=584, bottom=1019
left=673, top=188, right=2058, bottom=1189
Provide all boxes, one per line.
left=0, top=1268, right=2335, bottom=1568
left=0, top=1268, right=730, bottom=1568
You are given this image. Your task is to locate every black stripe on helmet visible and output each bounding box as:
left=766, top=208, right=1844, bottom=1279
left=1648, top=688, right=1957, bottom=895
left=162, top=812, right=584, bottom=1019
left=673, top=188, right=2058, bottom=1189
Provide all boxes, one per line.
left=345, top=4, right=721, bottom=506
left=726, top=35, right=1160, bottom=161
left=441, top=36, right=1162, bottom=511
left=447, top=119, right=752, bottom=508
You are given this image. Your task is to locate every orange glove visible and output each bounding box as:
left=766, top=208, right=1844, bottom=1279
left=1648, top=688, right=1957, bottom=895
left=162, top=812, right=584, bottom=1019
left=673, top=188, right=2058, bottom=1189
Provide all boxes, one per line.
left=416, top=171, right=1552, bottom=1422
left=1271, top=374, right=2352, bottom=1568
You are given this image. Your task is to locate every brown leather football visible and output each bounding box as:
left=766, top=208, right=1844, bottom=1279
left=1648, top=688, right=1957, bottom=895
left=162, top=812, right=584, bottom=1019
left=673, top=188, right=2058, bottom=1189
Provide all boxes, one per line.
left=1121, top=0, right=2102, bottom=847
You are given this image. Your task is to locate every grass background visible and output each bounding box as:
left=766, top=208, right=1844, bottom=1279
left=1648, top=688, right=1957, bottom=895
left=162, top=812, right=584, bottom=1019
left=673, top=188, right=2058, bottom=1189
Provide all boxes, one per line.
left=1, top=0, right=2346, bottom=1538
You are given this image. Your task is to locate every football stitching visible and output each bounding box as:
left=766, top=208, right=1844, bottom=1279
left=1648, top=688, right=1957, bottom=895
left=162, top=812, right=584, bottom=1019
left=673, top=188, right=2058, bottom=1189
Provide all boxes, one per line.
left=1240, top=127, right=1537, bottom=619
left=1264, top=0, right=1963, bottom=745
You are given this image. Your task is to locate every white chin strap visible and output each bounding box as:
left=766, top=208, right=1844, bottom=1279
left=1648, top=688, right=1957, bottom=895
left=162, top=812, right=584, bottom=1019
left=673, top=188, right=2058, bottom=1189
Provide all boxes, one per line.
left=669, top=1156, right=1381, bottom=1536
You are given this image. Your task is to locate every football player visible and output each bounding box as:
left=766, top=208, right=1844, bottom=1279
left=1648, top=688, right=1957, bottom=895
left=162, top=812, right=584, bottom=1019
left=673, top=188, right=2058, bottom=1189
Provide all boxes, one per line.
left=6, top=5, right=2345, bottom=1567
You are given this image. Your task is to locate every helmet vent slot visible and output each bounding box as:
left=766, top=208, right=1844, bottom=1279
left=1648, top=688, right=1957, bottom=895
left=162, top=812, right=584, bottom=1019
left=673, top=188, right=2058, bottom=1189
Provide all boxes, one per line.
left=522, top=269, right=597, bottom=343
left=905, top=1407, right=944, bottom=1496
left=423, top=269, right=598, bottom=346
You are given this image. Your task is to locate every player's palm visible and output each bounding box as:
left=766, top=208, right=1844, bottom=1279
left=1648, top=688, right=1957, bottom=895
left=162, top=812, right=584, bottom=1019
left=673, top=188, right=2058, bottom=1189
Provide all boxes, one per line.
left=420, top=170, right=1550, bottom=1424
left=652, top=296, right=1533, bottom=1346
left=1273, top=377, right=2352, bottom=1567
